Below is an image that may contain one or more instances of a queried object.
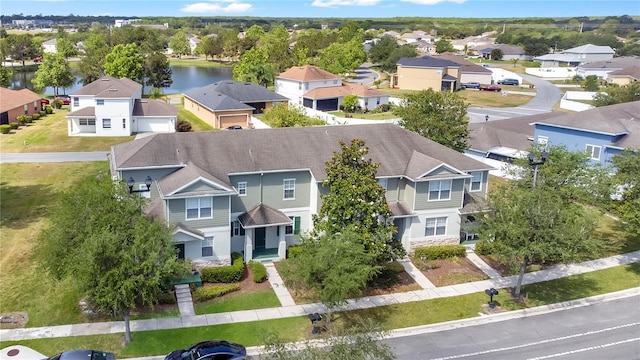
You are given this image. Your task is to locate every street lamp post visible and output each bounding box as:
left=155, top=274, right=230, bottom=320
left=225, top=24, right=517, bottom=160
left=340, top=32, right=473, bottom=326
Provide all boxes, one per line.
left=528, top=150, right=548, bottom=187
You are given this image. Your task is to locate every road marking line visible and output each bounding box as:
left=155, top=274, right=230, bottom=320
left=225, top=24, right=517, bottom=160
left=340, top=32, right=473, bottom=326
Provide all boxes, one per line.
left=427, top=322, right=640, bottom=360
left=526, top=337, right=640, bottom=359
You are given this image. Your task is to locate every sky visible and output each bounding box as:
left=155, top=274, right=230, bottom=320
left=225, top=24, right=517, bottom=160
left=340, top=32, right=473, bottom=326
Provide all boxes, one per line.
left=1, top=0, right=639, bottom=19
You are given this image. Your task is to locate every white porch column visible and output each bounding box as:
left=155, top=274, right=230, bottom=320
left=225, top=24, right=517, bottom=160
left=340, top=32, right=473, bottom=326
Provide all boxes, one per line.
left=244, top=230, right=253, bottom=263
left=277, top=225, right=286, bottom=260
left=402, top=217, right=412, bottom=251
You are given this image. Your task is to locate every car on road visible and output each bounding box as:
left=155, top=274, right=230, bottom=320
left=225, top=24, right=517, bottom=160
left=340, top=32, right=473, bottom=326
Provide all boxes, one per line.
left=479, top=84, right=502, bottom=92
left=497, top=78, right=519, bottom=86
left=460, top=82, right=480, bottom=89
left=33, top=56, right=43, bottom=63
left=165, top=340, right=247, bottom=360
left=47, top=350, right=115, bottom=360
left=226, top=125, right=243, bottom=130
left=55, top=95, right=71, bottom=105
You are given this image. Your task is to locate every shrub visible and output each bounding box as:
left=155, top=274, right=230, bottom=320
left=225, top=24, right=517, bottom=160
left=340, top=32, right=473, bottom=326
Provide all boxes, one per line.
left=474, top=240, right=492, bottom=255
left=9, top=123, right=19, bottom=130
left=52, top=99, right=63, bottom=109
left=39, top=110, right=46, bottom=117
left=200, top=252, right=244, bottom=283
left=414, top=245, right=466, bottom=260
left=192, top=283, right=240, bottom=302
left=176, top=120, right=192, bottom=132
left=0, top=125, right=11, bottom=134
left=16, top=115, right=32, bottom=125
left=32, top=113, right=40, bottom=120
left=157, top=291, right=177, bottom=305
left=249, top=261, right=268, bottom=283
left=287, top=244, right=303, bottom=259
left=45, top=105, right=53, bottom=114
left=384, top=260, right=404, bottom=273
left=378, top=103, right=392, bottom=112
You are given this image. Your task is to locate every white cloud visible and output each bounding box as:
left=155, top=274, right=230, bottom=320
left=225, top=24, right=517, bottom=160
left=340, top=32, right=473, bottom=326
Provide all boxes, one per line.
left=401, top=0, right=466, bottom=4
left=181, top=0, right=252, bottom=13
left=312, top=0, right=381, bottom=8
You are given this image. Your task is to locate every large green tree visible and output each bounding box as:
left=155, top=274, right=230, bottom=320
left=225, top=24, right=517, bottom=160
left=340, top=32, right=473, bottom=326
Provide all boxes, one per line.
left=369, top=35, right=398, bottom=64
left=233, top=47, right=274, bottom=86
left=435, top=38, right=455, bottom=53
left=611, top=150, right=640, bottom=238
left=37, top=174, right=187, bottom=344
left=31, top=53, right=74, bottom=96
left=480, top=147, right=618, bottom=297
left=196, top=35, right=223, bottom=61
left=393, top=89, right=469, bottom=152
left=56, top=37, right=77, bottom=60
left=169, top=30, right=191, bottom=57
left=144, top=51, right=173, bottom=91
left=381, top=45, right=417, bottom=73
left=4, top=33, right=40, bottom=69
left=592, top=82, right=640, bottom=106
left=0, top=65, right=11, bottom=87
left=262, top=103, right=324, bottom=127
left=313, top=139, right=403, bottom=263
left=315, top=39, right=366, bottom=75
left=104, top=43, right=144, bottom=83
left=77, top=31, right=110, bottom=85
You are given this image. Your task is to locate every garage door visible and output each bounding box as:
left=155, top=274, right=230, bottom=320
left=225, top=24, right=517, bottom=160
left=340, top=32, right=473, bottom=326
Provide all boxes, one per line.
left=219, top=115, right=247, bottom=129
left=137, top=118, right=172, bottom=133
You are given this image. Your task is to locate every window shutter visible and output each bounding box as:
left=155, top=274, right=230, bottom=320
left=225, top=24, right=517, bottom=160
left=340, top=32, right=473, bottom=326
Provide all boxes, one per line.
left=294, top=216, right=301, bottom=234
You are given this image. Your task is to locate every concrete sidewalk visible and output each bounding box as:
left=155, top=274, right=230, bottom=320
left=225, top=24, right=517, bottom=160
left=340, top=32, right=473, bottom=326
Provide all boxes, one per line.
left=1, top=250, right=638, bottom=342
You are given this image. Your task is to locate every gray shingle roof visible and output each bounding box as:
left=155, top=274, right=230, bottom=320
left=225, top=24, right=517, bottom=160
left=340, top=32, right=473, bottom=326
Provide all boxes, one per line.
left=71, top=76, right=142, bottom=98
left=183, top=81, right=288, bottom=112
left=133, top=99, right=178, bottom=117
left=397, top=56, right=461, bottom=68
left=112, top=124, right=492, bottom=186
left=239, top=204, right=292, bottom=228
left=67, top=106, right=96, bottom=117
left=157, top=161, right=233, bottom=197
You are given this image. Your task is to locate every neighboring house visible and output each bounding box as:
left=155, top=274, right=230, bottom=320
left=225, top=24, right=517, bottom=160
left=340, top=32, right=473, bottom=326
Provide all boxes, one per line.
left=66, top=76, right=178, bottom=136
left=275, top=65, right=389, bottom=111
left=391, top=56, right=461, bottom=92
left=452, top=34, right=495, bottom=53
left=534, top=44, right=615, bottom=68
left=532, top=101, right=640, bottom=167
left=478, top=44, right=530, bottom=61
left=432, top=53, right=493, bottom=85
left=42, top=38, right=57, bottom=54
left=184, top=81, right=289, bottom=129
left=110, top=124, right=493, bottom=267
left=607, top=67, right=640, bottom=86
left=379, top=30, right=401, bottom=39
left=414, top=40, right=437, bottom=55
left=0, top=87, right=43, bottom=125
left=576, top=56, right=640, bottom=79
left=188, top=34, right=200, bottom=55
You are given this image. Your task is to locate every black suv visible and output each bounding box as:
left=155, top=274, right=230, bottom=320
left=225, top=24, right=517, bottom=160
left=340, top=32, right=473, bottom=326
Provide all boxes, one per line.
left=497, top=78, right=519, bottom=86
left=460, top=82, right=481, bottom=89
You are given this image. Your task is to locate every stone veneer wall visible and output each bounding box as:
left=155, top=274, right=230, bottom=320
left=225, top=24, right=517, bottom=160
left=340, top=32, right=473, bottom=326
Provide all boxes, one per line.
left=192, top=257, right=231, bottom=270
left=409, top=237, right=459, bottom=253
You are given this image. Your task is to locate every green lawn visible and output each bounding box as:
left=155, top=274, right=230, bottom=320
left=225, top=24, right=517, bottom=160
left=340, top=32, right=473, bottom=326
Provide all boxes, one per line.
left=3, top=263, right=639, bottom=357
left=327, top=110, right=398, bottom=120
left=194, top=289, right=281, bottom=314
left=377, top=87, right=532, bottom=108
left=0, top=109, right=134, bottom=152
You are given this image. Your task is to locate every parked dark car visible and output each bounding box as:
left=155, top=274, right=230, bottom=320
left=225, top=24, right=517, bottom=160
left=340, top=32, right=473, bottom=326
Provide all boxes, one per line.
left=165, top=340, right=247, bottom=360
left=55, top=95, right=71, bottom=105
left=479, top=84, right=502, bottom=92
left=460, top=82, right=480, bottom=89
left=497, top=78, right=519, bottom=86
left=227, top=125, right=243, bottom=130
left=47, top=350, right=115, bottom=360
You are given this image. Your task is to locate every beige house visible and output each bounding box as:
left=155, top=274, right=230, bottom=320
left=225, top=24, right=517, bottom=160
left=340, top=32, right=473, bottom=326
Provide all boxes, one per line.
left=391, top=56, right=461, bottom=92
left=606, top=67, right=640, bottom=86
left=183, top=81, right=288, bottom=129
left=432, top=54, right=493, bottom=85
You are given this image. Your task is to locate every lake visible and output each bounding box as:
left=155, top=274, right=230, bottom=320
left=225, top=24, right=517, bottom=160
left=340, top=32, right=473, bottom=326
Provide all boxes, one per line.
left=9, top=65, right=234, bottom=96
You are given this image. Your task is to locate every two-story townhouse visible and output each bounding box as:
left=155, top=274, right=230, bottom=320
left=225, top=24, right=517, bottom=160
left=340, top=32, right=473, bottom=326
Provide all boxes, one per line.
left=274, top=65, right=389, bottom=111
left=532, top=101, right=640, bottom=167
left=110, top=124, right=493, bottom=269
left=67, top=76, right=178, bottom=136
left=391, top=56, right=461, bottom=92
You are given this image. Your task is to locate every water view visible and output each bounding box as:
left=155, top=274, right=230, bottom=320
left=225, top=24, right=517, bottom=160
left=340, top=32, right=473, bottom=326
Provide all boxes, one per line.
left=9, top=65, right=234, bottom=96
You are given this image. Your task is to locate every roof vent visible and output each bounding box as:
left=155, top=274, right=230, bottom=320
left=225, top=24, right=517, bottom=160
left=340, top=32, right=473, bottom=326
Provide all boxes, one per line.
left=108, top=88, right=117, bottom=92
left=101, top=78, right=110, bottom=81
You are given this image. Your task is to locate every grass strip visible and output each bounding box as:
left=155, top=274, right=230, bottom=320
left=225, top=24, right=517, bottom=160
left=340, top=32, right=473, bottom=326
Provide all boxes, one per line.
left=2, top=263, right=638, bottom=357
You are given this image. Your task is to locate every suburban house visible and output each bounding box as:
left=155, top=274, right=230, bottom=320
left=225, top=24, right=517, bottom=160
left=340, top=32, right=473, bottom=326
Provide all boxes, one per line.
left=478, top=44, right=531, bottom=61
left=414, top=40, right=437, bottom=56
left=42, top=38, right=57, bottom=54
left=534, top=44, right=615, bottom=68
left=109, top=124, right=493, bottom=267
left=607, top=67, right=640, bottom=86
left=532, top=101, right=640, bottom=167
left=66, top=76, right=178, bottom=136
left=183, top=81, right=289, bottom=129
left=575, top=56, right=640, bottom=79
left=0, top=87, right=43, bottom=125
left=432, top=54, right=493, bottom=85
left=391, top=56, right=461, bottom=91
left=275, top=65, right=389, bottom=111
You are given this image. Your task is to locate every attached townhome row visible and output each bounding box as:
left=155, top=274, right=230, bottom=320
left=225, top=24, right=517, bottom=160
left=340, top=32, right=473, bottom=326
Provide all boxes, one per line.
left=109, top=124, right=493, bottom=268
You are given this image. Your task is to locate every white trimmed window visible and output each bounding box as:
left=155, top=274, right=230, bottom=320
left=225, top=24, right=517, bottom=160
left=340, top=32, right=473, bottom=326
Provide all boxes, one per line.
left=231, top=220, right=245, bottom=237
left=186, top=197, right=212, bottom=220
left=73, top=97, right=79, bottom=107
left=79, top=118, right=95, bottom=126
left=286, top=216, right=300, bottom=235
left=237, top=182, right=247, bottom=196
left=102, top=118, right=111, bottom=129
left=470, top=172, right=482, bottom=192
left=425, top=217, right=447, bottom=237
left=585, top=144, right=601, bottom=160
left=283, top=179, right=295, bottom=200
left=201, top=236, right=213, bottom=257
left=428, top=180, right=451, bottom=201
left=96, top=99, right=104, bottom=106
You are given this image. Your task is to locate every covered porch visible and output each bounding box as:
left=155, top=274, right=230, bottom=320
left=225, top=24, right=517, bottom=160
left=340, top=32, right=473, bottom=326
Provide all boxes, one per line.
left=239, top=204, right=293, bottom=263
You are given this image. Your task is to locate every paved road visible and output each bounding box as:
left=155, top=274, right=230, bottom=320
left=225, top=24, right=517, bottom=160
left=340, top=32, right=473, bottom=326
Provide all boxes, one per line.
left=467, top=72, right=563, bottom=123
left=386, top=294, right=640, bottom=360
left=348, top=62, right=379, bottom=85
left=0, top=151, right=109, bottom=163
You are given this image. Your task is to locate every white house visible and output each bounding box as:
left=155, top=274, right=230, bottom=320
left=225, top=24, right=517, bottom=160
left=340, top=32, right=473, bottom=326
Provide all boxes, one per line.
left=66, top=76, right=177, bottom=137
left=42, top=38, right=57, bottom=54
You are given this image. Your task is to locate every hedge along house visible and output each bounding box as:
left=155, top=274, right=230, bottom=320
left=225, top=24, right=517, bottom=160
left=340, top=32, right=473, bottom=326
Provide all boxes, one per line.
left=110, top=124, right=493, bottom=268
left=183, top=81, right=289, bottom=129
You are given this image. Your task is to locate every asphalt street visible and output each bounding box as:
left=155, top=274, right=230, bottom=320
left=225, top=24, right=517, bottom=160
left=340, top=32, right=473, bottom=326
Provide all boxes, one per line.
left=0, top=151, right=108, bottom=163
left=386, top=294, right=640, bottom=360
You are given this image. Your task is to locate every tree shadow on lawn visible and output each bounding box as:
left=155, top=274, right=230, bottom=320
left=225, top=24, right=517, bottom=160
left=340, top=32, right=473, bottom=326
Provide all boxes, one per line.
left=0, top=182, right=58, bottom=229
left=506, top=275, right=603, bottom=308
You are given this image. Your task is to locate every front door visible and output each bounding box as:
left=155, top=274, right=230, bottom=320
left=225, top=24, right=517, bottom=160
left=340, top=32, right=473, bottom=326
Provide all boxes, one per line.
left=175, top=244, right=185, bottom=260
left=255, top=228, right=266, bottom=250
